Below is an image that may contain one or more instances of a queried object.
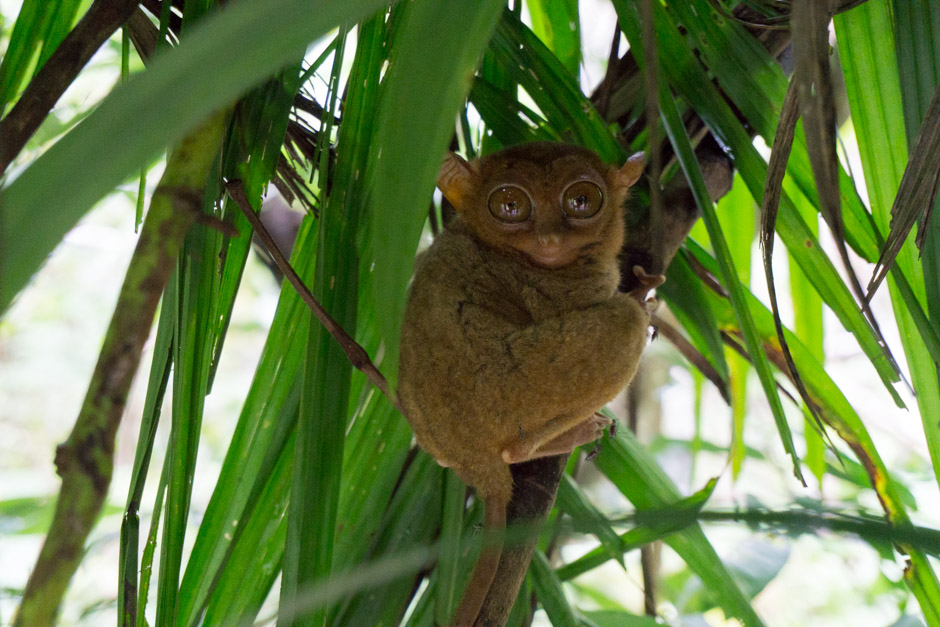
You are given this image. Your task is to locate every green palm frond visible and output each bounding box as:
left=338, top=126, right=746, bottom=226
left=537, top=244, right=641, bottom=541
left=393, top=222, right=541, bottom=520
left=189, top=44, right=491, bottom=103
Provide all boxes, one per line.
left=1, top=1, right=938, bottom=625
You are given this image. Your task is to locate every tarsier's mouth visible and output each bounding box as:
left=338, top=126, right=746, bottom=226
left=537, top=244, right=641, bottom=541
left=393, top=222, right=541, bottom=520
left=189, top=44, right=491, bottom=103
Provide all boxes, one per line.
left=517, top=238, right=596, bottom=269
left=522, top=249, right=579, bottom=269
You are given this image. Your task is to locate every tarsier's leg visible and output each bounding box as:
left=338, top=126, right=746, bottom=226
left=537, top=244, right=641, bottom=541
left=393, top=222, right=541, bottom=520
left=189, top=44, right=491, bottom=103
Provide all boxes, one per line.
left=512, top=413, right=613, bottom=461
left=501, top=412, right=611, bottom=464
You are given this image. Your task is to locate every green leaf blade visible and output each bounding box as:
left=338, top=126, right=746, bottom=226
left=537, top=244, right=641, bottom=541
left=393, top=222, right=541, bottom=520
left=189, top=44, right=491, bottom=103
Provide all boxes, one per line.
left=0, top=0, right=392, bottom=312
left=363, top=0, right=505, bottom=363
left=835, top=0, right=940, bottom=491
left=595, top=428, right=764, bottom=626
left=659, top=89, right=803, bottom=484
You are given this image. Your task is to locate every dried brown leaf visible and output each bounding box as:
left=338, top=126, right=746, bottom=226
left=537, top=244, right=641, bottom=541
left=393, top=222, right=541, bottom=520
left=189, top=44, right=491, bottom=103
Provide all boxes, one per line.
left=868, top=84, right=940, bottom=298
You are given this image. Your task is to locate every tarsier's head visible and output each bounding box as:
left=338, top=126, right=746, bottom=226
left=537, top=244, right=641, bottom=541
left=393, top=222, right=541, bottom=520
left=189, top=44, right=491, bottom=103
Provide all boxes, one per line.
left=437, top=142, right=644, bottom=269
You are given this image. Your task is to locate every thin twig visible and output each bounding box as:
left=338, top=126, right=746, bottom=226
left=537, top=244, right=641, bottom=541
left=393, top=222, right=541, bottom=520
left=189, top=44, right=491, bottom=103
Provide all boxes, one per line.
left=651, top=312, right=730, bottom=403
left=225, top=179, right=400, bottom=413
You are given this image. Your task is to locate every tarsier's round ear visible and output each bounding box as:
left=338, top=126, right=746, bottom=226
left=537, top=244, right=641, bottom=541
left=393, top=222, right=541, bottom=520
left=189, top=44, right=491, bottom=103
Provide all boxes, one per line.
left=618, top=151, right=645, bottom=188
left=437, top=152, right=478, bottom=211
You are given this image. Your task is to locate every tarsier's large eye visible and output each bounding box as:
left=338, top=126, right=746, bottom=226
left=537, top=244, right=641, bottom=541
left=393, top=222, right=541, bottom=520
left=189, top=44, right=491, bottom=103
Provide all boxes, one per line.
left=563, top=181, right=603, bottom=219
left=488, top=186, right=532, bottom=223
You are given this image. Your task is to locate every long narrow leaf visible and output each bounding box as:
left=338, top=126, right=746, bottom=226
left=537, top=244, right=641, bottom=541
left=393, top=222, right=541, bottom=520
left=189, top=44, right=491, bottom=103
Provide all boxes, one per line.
left=324, top=19, right=412, bottom=597
left=280, top=26, right=352, bottom=625
left=867, top=85, right=940, bottom=298
left=362, top=0, right=505, bottom=361
left=557, top=475, right=625, bottom=570
left=156, top=112, right=228, bottom=626
left=469, top=78, right=557, bottom=146
left=210, top=65, right=306, bottom=388
left=835, top=0, right=940, bottom=490
left=0, top=0, right=393, bottom=312
left=334, top=452, right=445, bottom=625
left=530, top=551, right=579, bottom=626
left=178, top=217, right=316, bottom=625
left=792, top=0, right=843, bottom=244
left=436, top=471, right=467, bottom=624
left=759, top=76, right=834, bottom=457
left=118, top=284, right=175, bottom=626
left=557, top=477, right=717, bottom=582
left=0, top=0, right=82, bottom=114
left=525, top=0, right=581, bottom=79
left=486, top=11, right=622, bottom=163
left=202, top=430, right=294, bottom=625
left=659, top=89, right=804, bottom=483
left=137, top=463, right=168, bottom=627
left=594, top=428, right=764, bottom=625
left=657, top=249, right=730, bottom=385
left=715, top=174, right=756, bottom=477
left=892, top=0, right=940, bottom=335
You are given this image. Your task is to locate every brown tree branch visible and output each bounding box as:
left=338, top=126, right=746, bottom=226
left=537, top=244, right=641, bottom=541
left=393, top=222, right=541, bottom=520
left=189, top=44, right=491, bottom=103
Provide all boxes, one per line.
left=0, top=0, right=140, bottom=177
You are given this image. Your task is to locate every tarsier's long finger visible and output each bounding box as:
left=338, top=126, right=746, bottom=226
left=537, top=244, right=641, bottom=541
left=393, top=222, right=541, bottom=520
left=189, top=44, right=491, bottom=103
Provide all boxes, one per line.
left=628, top=265, right=666, bottom=304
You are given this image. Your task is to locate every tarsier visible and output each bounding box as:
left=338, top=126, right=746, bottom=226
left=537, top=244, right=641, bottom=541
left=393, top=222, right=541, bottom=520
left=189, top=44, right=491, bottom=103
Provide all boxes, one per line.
left=398, top=142, right=663, bottom=626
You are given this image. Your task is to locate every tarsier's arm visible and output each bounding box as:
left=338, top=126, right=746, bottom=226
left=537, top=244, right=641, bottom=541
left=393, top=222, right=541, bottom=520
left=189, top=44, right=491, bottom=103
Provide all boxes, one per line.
left=454, top=290, right=650, bottom=467
left=460, top=294, right=649, bottom=414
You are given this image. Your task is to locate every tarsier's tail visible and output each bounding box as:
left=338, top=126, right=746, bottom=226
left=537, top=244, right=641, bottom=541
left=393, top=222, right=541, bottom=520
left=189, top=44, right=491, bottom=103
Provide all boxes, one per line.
left=450, top=497, right=508, bottom=627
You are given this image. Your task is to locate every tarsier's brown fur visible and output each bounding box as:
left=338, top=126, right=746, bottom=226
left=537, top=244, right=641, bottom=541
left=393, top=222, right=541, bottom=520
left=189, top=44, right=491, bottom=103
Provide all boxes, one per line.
left=398, top=142, right=662, bottom=626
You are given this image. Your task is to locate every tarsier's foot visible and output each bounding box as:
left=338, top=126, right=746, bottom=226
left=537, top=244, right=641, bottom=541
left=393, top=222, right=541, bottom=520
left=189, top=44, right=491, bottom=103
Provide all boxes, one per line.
left=563, top=413, right=612, bottom=448
left=628, top=265, right=666, bottom=306
left=586, top=414, right=618, bottom=460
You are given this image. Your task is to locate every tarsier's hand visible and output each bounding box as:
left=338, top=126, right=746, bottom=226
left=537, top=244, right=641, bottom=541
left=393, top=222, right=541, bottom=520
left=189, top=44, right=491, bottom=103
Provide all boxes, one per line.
left=628, top=265, right=665, bottom=309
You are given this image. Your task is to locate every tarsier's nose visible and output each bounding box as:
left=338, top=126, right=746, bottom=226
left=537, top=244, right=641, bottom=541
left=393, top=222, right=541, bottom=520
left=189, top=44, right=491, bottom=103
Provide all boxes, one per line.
left=523, top=232, right=571, bottom=268
left=536, top=232, right=562, bottom=250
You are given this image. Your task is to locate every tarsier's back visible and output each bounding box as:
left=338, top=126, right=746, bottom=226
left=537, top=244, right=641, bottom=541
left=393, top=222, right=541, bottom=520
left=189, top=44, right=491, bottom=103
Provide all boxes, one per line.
left=397, top=142, right=658, bottom=626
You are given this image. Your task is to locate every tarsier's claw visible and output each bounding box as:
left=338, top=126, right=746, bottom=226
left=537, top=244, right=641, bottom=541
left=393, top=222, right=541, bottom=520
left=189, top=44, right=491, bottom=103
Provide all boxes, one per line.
left=586, top=443, right=602, bottom=461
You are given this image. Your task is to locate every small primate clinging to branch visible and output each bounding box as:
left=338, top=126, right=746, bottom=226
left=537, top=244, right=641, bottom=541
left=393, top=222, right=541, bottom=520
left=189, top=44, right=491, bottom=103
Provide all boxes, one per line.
left=398, top=142, right=663, bottom=626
